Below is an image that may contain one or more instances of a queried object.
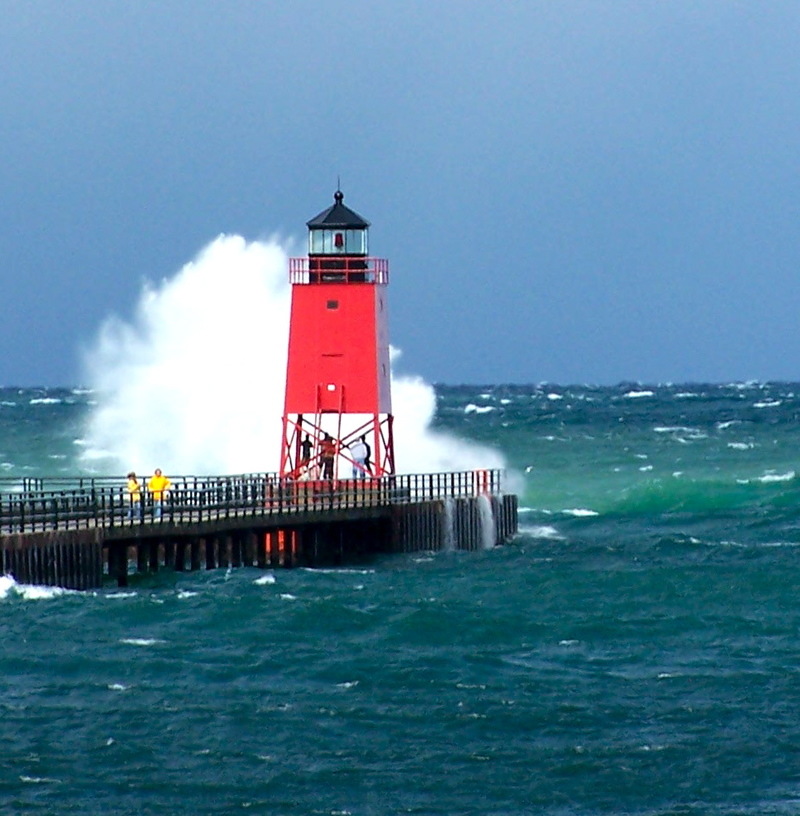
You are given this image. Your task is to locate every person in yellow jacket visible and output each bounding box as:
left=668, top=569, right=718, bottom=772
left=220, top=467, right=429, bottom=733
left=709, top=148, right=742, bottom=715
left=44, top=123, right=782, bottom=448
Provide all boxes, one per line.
left=126, top=472, right=141, bottom=520
left=147, top=468, right=171, bottom=519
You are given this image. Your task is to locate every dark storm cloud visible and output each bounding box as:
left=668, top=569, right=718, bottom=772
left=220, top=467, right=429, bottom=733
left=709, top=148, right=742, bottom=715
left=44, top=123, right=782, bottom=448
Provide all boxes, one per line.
left=1, top=1, right=799, bottom=385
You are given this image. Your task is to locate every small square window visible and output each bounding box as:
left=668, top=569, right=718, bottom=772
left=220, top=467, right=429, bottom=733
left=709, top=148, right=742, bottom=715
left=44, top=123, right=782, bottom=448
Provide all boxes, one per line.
left=327, top=300, right=339, bottom=309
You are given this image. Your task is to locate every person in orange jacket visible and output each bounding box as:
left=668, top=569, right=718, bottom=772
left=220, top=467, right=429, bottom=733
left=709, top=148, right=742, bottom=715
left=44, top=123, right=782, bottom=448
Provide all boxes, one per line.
left=320, top=435, right=336, bottom=479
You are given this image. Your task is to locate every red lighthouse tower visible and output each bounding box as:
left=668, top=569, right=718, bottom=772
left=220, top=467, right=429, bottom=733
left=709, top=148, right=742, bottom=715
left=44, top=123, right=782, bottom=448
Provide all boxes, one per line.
left=280, top=190, right=395, bottom=480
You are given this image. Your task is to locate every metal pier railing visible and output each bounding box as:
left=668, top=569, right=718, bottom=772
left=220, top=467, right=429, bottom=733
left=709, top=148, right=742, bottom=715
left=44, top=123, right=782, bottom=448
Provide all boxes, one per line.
left=0, top=470, right=504, bottom=535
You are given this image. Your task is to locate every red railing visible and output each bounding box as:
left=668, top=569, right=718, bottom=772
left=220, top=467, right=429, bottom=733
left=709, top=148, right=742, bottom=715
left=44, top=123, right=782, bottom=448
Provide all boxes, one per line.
left=289, top=257, right=389, bottom=285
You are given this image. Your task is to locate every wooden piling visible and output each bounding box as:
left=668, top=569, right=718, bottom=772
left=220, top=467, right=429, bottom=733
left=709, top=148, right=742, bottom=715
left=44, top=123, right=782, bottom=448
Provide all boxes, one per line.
left=223, top=534, right=232, bottom=567
left=243, top=531, right=257, bottom=567
left=189, top=539, right=200, bottom=571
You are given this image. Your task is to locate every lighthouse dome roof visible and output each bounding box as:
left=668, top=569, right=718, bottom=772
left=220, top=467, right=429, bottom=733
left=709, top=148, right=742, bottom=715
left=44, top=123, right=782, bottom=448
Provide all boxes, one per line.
left=307, top=190, right=370, bottom=229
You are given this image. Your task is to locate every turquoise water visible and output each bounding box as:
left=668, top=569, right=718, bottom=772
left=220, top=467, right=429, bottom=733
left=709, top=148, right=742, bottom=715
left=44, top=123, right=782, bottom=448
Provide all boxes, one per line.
left=3, top=383, right=800, bottom=814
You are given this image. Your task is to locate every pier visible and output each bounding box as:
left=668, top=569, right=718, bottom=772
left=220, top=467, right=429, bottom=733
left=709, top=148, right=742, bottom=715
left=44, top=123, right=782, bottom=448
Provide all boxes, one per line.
left=0, top=471, right=518, bottom=589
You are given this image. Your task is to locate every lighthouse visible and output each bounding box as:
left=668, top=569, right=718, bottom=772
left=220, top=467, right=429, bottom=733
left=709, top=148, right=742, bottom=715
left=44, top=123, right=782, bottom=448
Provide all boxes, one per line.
left=280, top=190, right=395, bottom=480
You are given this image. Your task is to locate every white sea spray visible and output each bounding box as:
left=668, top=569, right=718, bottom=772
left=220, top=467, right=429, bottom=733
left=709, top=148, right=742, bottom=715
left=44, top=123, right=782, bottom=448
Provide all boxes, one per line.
left=81, top=235, right=508, bottom=478
left=0, top=575, right=73, bottom=601
left=0, top=574, right=16, bottom=599
left=477, top=493, right=495, bottom=549
left=254, top=574, right=276, bottom=585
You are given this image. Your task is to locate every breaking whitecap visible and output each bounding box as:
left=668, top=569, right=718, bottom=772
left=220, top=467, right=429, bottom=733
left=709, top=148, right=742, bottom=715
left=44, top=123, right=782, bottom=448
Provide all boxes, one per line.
left=119, top=638, right=166, bottom=646
left=0, top=575, right=73, bottom=601
left=756, top=471, right=795, bottom=484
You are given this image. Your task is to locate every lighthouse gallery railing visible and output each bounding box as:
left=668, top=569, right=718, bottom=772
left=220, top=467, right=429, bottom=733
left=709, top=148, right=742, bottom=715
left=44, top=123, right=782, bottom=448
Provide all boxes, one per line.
left=0, top=470, right=504, bottom=534
left=288, top=257, right=389, bottom=285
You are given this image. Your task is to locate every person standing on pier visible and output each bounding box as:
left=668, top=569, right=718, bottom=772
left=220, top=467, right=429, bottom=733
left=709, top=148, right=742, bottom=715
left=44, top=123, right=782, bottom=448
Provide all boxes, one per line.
left=349, top=436, right=368, bottom=479
left=300, top=435, right=314, bottom=478
left=362, top=435, right=372, bottom=476
left=148, top=468, right=171, bottom=519
left=126, top=472, right=141, bottom=520
left=320, top=434, right=336, bottom=480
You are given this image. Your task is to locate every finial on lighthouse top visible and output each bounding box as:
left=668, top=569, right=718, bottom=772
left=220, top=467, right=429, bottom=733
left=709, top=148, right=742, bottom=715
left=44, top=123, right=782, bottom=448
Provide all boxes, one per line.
left=307, top=189, right=370, bottom=256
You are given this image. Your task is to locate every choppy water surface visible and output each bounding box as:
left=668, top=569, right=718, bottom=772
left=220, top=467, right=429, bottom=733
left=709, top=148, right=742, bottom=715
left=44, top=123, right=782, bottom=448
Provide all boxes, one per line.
left=3, top=383, right=800, bottom=814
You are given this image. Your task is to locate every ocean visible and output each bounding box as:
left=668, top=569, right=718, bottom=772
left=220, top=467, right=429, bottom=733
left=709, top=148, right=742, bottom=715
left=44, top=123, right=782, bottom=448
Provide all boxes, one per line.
left=3, top=381, right=800, bottom=815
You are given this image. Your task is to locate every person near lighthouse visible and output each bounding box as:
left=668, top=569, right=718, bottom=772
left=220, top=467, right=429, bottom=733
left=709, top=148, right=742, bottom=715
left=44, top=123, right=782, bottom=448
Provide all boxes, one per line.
left=349, top=436, right=368, bottom=479
left=300, top=435, right=314, bottom=478
left=320, top=434, right=336, bottom=479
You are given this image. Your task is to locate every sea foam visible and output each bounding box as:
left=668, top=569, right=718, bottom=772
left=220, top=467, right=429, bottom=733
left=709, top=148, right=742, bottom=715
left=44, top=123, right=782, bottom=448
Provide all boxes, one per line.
left=119, top=638, right=165, bottom=646
left=0, top=575, right=15, bottom=598
left=0, top=575, right=72, bottom=600
left=757, top=471, right=795, bottom=483
left=520, top=524, right=564, bottom=540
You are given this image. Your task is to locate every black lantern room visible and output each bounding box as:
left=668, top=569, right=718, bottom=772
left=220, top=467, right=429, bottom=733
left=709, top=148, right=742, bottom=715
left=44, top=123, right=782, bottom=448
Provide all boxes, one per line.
left=307, top=190, right=370, bottom=257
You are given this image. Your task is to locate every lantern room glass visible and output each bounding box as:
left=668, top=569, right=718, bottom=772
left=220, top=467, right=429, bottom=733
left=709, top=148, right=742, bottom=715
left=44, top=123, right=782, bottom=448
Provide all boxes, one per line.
left=309, top=228, right=368, bottom=256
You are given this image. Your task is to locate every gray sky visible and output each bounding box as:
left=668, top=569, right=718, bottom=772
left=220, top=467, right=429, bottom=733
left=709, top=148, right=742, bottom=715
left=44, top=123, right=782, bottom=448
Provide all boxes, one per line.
left=3, top=1, right=800, bottom=386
